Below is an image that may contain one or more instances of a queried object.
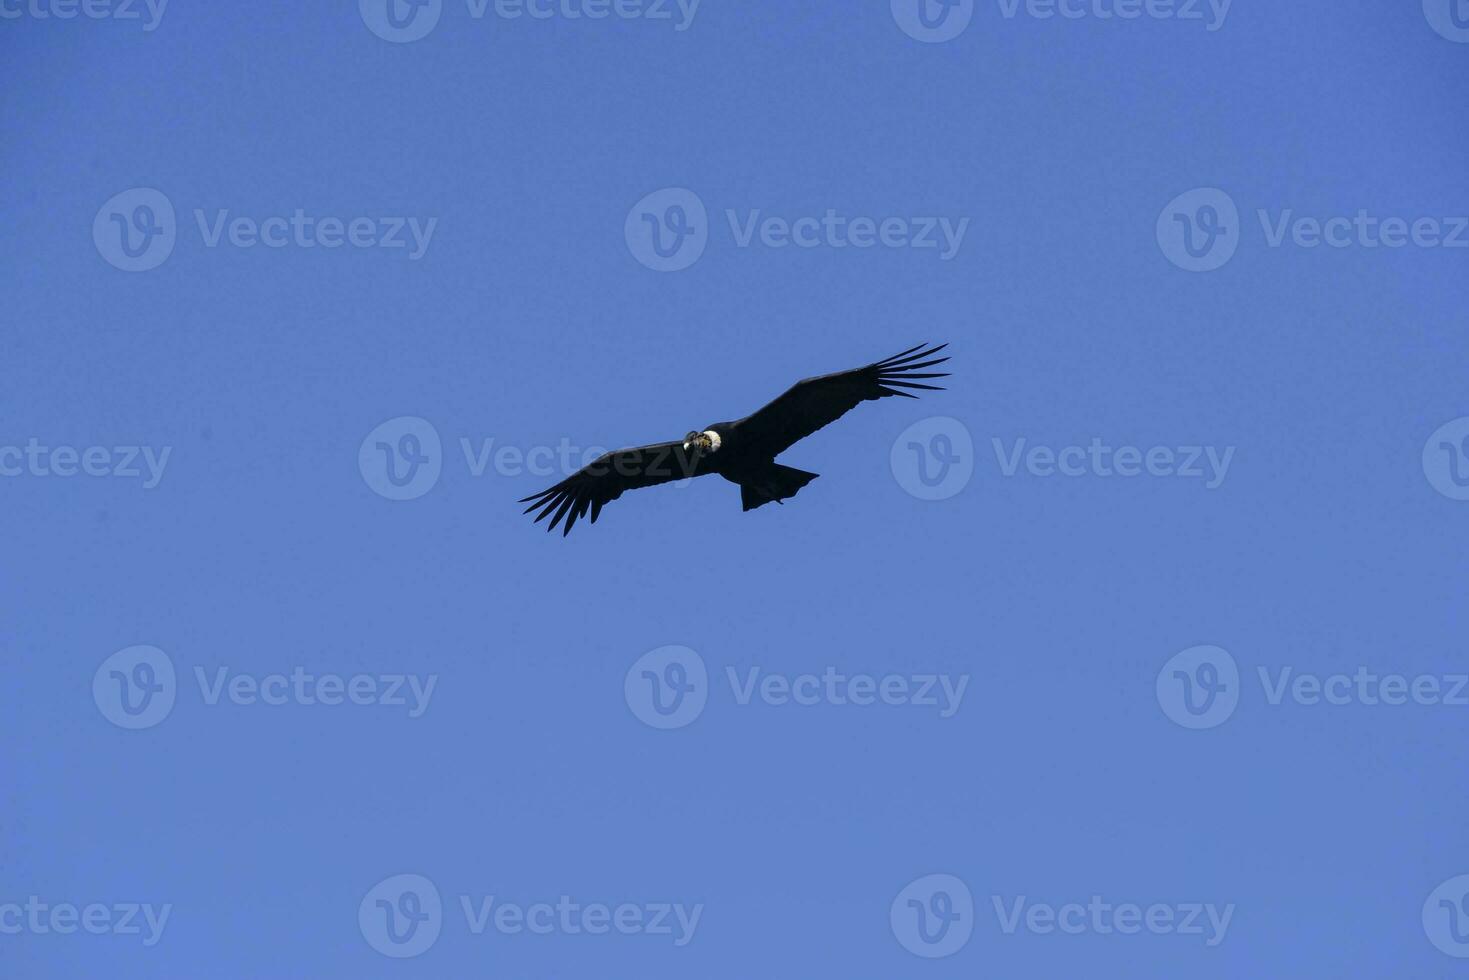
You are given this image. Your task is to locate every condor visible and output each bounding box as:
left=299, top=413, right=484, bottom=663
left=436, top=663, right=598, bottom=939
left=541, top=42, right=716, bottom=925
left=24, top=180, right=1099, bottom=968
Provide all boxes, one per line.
left=519, top=343, right=950, bottom=535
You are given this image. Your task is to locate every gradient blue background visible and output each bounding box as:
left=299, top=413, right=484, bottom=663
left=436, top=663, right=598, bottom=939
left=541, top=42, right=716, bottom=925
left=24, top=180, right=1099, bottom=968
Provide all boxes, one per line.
left=5, top=1, right=1469, bottom=976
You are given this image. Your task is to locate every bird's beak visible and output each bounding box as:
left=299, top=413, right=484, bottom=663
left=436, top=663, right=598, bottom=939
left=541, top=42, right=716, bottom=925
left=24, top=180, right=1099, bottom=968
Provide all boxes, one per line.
left=682, top=439, right=692, bottom=452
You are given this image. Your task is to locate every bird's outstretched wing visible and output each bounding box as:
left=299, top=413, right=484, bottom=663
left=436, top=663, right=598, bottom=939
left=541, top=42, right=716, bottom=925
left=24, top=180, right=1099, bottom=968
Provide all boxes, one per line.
left=735, top=343, right=950, bottom=457
left=518, top=441, right=713, bottom=536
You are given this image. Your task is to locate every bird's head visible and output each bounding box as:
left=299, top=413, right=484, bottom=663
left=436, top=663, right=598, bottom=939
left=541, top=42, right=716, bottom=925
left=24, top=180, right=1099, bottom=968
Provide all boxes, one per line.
left=682, top=429, right=721, bottom=454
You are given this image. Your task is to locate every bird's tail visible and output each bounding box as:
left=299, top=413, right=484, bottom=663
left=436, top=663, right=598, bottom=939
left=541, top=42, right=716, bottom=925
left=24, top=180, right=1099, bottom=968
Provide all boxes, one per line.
left=738, top=463, right=819, bottom=512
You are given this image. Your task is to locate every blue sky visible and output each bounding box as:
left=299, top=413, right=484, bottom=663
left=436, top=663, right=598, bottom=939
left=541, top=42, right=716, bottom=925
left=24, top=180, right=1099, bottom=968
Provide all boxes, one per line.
left=5, top=1, right=1469, bottom=977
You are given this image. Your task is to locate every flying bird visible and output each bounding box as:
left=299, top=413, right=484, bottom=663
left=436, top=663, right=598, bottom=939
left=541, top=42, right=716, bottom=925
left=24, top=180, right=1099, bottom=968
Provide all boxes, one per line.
left=519, top=342, right=950, bottom=535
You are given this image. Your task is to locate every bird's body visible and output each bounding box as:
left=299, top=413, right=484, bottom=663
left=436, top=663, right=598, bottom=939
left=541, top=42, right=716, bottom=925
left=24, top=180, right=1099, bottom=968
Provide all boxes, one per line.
left=681, top=423, right=820, bottom=513
left=520, top=343, right=950, bottom=535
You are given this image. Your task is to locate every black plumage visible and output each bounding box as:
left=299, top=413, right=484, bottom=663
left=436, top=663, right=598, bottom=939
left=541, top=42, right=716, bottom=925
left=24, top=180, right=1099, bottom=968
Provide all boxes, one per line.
left=519, top=343, right=950, bottom=535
